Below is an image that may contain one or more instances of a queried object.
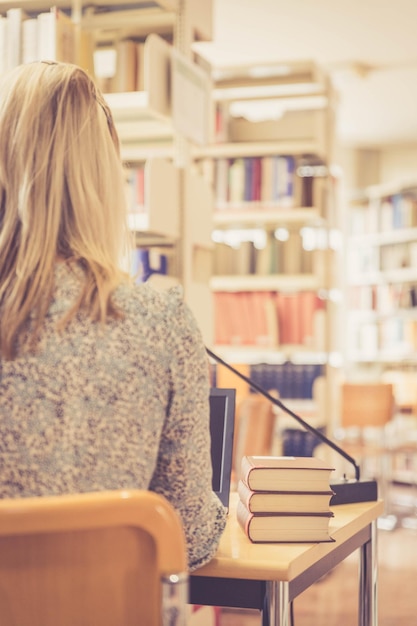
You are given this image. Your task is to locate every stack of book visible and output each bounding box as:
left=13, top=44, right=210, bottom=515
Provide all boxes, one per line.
left=237, top=455, right=335, bottom=543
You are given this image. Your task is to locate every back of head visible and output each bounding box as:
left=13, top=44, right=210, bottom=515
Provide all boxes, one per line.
left=0, top=62, right=130, bottom=360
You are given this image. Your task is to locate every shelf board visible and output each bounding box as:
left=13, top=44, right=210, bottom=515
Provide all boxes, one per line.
left=0, top=2, right=178, bottom=30
left=208, top=59, right=328, bottom=102
left=121, top=141, right=175, bottom=162
left=210, top=273, right=321, bottom=292
left=0, top=0, right=71, bottom=9
left=213, top=207, right=322, bottom=226
left=105, top=91, right=174, bottom=144
left=347, top=352, right=417, bottom=365
left=81, top=3, right=177, bottom=41
left=211, top=345, right=328, bottom=365
left=192, top=140, right=326, bottom=160
left=133, top=231, right=177, bottom=247
left=349, top=226, right=417, bottom=247
left=348, top=308, right=417, bottom=322
left=366, top=178, right=417, bottom=198
left=349, top=266, right=417, bottom=286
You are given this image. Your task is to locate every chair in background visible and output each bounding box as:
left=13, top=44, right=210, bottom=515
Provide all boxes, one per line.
left=381, top=369, right=417, bottom=529
left=336, top=381, right=397, bottom=529
left=0, top=490, right=189, bottom=626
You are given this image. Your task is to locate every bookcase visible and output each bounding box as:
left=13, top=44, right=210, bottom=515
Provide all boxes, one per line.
left=0, top=0, right=215, bottom=344
left=346, top=179, right=417, bottom=374
left=344, top=175, right=417, bottom=485
left=193, top=60, right=342, bottom=431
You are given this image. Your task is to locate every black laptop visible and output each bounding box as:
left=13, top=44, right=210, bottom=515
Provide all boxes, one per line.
left=209, top=388, right=236, bottom=510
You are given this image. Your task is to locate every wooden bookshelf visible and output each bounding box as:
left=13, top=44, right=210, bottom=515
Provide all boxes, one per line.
left=192, top=60, right=341, bottom=423
left=346, top=179, right=417, bottom=369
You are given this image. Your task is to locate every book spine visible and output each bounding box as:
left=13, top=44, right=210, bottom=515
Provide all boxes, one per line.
left=236, top=498, right=253, bottom=538
left=240, top=455, right=254, bottom=490
left=237, top=479, right=252, bottom=511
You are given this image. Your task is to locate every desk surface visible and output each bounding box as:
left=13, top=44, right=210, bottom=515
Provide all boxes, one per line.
left=193, top=493, right=384, bottom=582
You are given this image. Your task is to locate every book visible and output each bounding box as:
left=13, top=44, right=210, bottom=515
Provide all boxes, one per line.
left=241, top=455, right=335, bottom=492
left=135, top=41, right=145, bottom=91
left=114, top=39, right=137, bottom=92
left=22, top=17, right=38, bottom=64
left=77, top=28, right=96, bottom=77
left=6, top=7, right=29, bottom=70
left=237, top=499, right=334, bottom=543
left=237, top=479, right=334, bottom=513
left=0, top=16, right=7, bottom=75
left=37, top=7, right=75, bottom=64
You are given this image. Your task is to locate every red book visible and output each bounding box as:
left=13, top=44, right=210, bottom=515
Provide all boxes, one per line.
left=300, top=291, right=321, bottom=346
left=251, top=157, right=262, bottom=202
left=275, top=293, right=303, bottom=345
left=213, top=292, right=232, bottom=345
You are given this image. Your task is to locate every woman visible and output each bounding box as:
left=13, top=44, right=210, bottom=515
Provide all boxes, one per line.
left=0, top=61, right=226, bottom=571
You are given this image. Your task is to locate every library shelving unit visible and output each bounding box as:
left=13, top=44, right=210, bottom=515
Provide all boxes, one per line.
left=345, top=178, right=417, bottom=485
left=346, top=179, right=417, bottom=372
left=193, top=60, right=342, bottom=430
left=0, top=0, right=215, bottom=343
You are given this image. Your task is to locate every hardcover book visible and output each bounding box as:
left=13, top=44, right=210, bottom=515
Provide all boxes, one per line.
left=237, top=499, right=334, bottom=543
left=237, top=479, right=334, bottom=514
left=241, top=455, right=334, bottom=492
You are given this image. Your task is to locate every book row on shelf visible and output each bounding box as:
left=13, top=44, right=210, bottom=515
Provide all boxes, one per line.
left=212, top=230, right=333, bottom=277
left=213, top=154, right=328, bottom=209
left=237, top=455, right=335, bottom=543
left=347, top=316, right=417, bottom=357
left=214, top=290, right=326, bottom=349
left=211, top=362, right=324, bottom=401
left=348, top=240, right=417, bottom=276
left=94, top=38, right=145, bottom=94
left=348, top=283, right=417, bottom=311
left=0, top=6, right=94, bottom=75
left=0, top=6, right=164, bottom=94
left=350, top=189, right=417, bottom=235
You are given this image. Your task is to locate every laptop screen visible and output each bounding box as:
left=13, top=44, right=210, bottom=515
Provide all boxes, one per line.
left=209, top=388, right=236, bottom=509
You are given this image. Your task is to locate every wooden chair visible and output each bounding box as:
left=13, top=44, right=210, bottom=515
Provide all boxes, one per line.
left=336, top=381, right=397, bottom=528
left=381, top=370, right=417, bottom=528
left=0, top=489, right=189, bottom=626
left=340, top=381, right=394, bottom=428
left=337, top=381, right=395, bottom=465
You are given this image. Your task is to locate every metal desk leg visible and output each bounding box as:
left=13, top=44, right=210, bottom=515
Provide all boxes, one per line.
left=266, top=580, right=290, bottom=626
left=359, top=520, right=378, bottom=626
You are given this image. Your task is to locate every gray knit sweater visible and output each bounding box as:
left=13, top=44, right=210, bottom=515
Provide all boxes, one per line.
left=0, top=262, right=226, bottom=571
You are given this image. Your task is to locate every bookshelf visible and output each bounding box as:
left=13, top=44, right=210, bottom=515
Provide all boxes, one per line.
left=344, top=176, right=417, bottom=486
left=0, top=0, right=215, bottom=343
left=346, top=180, right=417, bottom=368
left=194, top=60, right=341, bottom=428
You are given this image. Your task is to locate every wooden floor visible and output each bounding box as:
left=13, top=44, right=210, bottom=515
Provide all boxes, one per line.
left=219, top=484, right=417, bottom=626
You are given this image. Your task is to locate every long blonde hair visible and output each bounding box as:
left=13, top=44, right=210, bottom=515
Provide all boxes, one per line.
left=0, top=61, right=131, bottom=360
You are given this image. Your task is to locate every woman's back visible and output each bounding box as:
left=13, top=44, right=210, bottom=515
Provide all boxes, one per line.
left=0, top=254, right=225, bottom=571
left=0, top=61, right=226, bottom=571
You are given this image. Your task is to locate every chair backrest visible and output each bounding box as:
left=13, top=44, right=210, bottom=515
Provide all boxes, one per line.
left=340, top=382, right=395, bottom=429
left=381, top=370, right=417, bottom=415
left=0, top=490, right=188, bottom=626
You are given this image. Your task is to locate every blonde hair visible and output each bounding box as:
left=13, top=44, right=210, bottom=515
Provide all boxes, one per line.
left=0, top=61, right=132, bottom=360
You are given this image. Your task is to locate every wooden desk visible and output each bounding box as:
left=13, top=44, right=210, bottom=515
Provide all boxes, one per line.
left=190, top=494, right=384, bottom=626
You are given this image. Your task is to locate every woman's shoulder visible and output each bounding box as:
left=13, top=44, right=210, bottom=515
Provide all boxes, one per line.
left=115, top=280, right=185, bottom=318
